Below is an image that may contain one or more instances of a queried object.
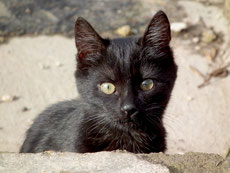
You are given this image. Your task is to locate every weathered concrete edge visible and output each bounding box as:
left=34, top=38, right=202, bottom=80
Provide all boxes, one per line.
left=0, top=151, right=230, bottom=173
left=141, top=152, right=230, bottom=173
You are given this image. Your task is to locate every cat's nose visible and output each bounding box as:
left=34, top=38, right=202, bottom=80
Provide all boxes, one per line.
left=121, top=104, right=138, bottom=119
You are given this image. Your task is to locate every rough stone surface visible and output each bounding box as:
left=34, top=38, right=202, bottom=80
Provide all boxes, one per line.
left=0, top=0, right=166, bottom=38
left=0, top=151, right=230, bottom=173
left=143, top=152, right=230, bottom=173
left=0, top=151, right=170, bottom=173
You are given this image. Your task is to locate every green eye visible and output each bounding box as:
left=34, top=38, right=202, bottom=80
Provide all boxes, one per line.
left=100, top=83, right=115, bottom=94
left=140, top=79, right=154, bottom=91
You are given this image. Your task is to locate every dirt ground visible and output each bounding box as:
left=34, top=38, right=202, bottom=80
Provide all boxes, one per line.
left=0, top=0, right=230, bottom=155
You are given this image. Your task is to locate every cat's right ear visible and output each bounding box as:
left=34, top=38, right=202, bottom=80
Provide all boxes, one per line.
left=141, top=11, right=171, bottom=48
left=75, top=17, right=106, bottom=59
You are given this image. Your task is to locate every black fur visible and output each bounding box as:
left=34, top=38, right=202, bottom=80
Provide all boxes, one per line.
left=20, top=11, right=177, bottom=153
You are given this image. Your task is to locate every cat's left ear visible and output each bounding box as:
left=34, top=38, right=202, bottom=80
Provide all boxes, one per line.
left=141, top=11, right=171, bottom=48
left=75, top=17, right=106, bottom=58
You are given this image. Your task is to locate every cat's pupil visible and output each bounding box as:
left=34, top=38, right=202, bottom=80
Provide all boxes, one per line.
left=100, top=83, right=115, bottom=94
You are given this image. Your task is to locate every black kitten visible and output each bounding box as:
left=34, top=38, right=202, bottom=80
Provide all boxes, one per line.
left=20, top=11, right=177, bottom=153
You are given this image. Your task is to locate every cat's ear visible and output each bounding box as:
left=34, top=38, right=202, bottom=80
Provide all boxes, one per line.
left=75, top=17, right=106, bottom=58
left=141, top=11, right=171, bottom=48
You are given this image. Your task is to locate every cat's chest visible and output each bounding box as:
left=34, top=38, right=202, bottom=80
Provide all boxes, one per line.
left=85, top=127, right=153, bottom=153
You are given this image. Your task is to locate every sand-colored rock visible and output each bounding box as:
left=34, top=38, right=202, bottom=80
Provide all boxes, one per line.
left=115, top=25, right=132, bottom=37
left=0, top=151, right=230, bottom=173
left=0, top=151, right=170, bottom=173
left=201, top=29, right=217, bottom=43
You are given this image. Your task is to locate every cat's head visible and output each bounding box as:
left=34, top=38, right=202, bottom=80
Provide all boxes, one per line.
left=74, top=11, right=177, bottom=129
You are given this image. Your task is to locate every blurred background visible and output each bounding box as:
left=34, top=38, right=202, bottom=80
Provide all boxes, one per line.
left=0, top=0, right=230, bottom=155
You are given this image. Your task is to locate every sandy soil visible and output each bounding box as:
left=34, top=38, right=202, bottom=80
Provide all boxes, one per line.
left=0, top=36, right=77, bottom=152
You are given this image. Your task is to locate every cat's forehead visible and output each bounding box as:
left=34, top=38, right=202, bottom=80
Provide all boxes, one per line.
left=110, top=37, right=139, bottom=46
left=97, top=38, right=141, bottom=82
left=108, top=38, right=139, bottom=59
left=98, top=38, right=172, bottom=82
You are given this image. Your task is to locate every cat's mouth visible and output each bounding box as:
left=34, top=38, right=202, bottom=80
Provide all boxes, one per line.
left=117, top=119, right=134, bottom=127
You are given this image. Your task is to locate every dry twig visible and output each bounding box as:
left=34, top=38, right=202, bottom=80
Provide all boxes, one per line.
left=189, top=66, right=206, bottom=79
left=190, top=62, right=230, bottom=88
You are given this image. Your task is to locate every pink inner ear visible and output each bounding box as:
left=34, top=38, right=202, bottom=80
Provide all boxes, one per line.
left=78, top=49, right=100, bottom=59
left=79, top=52, right=86, bottom=58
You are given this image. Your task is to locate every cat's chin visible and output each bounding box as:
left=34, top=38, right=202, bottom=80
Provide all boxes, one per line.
left=115, top=119, right=137, bottom=129
left=118, top=120, right=132, bottom=125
